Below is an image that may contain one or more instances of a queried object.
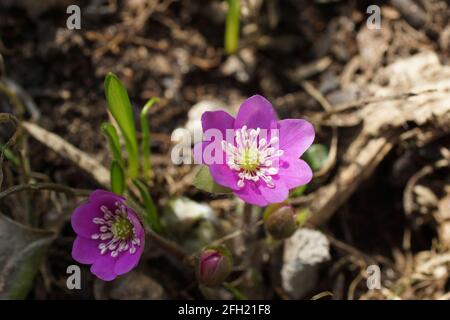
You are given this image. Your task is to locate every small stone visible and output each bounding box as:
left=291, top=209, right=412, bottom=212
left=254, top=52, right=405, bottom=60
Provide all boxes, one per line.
left=169, top=197, right=215, bottom=222
left=281, top=228, right=331, bottom=299
left=221, top=48, right=256, bottom=83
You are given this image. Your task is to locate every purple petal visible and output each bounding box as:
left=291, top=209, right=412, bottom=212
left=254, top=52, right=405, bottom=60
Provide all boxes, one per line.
left=114, top=241, right=144, bottom=275
left=90, top=254, right=118, bottom=281
left=233, top=183, right=269, bottom=207
left=234, top=95, right=278, bottom=130
left=90, top=194, right=124, bottom=214
left=209, top=164, right=240, bottom=190
left=71, top=203, right=101, bottom=238
left=278, top=119, right=315, bottom=158
left=196, top=134, right=227, bottom=165
left=201, top=110, right=235, bottom=136
left=233, top=176, right=290, bottom=206
left=278, top=157, right=313, bottom=189
left=72, top=236, right=102, bottom=264
left=195, top=111, right=233, bottom=165
left=89, top=189, right=124, bottom=203
left=259, top=182, right=289, bottom=205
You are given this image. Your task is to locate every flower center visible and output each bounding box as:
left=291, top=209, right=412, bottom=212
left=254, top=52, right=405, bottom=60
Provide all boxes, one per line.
left=240, top=148, right=259, bottom=171
left=111, top=217, right=133, bottom=240
left=91, top=201, right=141, bottom=257
left=221, top=125, right=284, bottom=189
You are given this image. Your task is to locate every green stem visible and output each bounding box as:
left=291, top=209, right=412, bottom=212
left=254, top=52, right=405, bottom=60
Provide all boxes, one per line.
left=225, top=0, right=240, bottom=55
left=223, top=282, right=247, bottom=300
left=0, top=113, right=20, bottom=189
left=125, top=197, right=189, bottom=263
left=147, top=227, right=189, bottom=262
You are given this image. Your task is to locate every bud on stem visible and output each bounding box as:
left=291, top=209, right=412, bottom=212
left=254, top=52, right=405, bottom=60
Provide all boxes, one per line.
left=198, top=246, right=233, bottom=287
left=264, top=204, right=297, bottom=240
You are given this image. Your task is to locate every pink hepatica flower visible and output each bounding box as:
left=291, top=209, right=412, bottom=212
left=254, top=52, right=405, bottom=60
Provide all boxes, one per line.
left=194, top=95, right=314, bottom=206
left=71, top=190, right=145, bottom=281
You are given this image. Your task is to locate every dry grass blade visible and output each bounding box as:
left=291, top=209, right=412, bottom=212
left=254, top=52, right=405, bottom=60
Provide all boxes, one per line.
left=21, top=121, right=110, bottom=187
left=403, top=158, right=450, bottom=216
left=301, top=80, right=338, bottom=178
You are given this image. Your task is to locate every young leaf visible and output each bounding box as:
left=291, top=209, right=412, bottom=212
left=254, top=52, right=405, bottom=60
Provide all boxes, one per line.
left=225, top=0, right=240, bottom=55
left=0, top=143, right=20, bottom=167
left=303, top=144, right=329, bottom=172
left=110, top=160, right=125, bottom=195
left=133, top=179, right=162, bottom=233
left=290, top=184, right=307, bottom=198
left=104, top=73, right=139, bottom=178
left=101, top=122, right=124, bottom=166
left=193, top=166, right=232, bottom=194
left=296, top=208, right=310, bottom=227
left=140, top=98, right=159, bottom=180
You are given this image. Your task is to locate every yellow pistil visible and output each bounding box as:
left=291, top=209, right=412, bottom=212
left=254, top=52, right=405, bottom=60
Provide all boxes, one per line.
left=240, top=148, right=259, bottom=171
left=111, top=217, right=133, bottom=240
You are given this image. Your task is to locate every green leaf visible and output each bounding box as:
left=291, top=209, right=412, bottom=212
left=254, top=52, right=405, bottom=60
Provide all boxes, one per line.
left=193, top=166, right=232, bottom=194
left=303, top=144, right=329, bottom=172
left=110, top=160, right=125, bottom=195
left=0, top=214, right=54, bottom=299
left=290, top=184, right=307, bottom=198
left=0, top=143, right=20, bottom=167
left=133, top=179, right=162, bottom=233
left=140, top=98, right=159, bottom=180
left=101, top=122, right=124, bottom=166
left=296, top=208, right=310, bottom=227
left=104, top=73, right=139, bottom=178
left=225, top=0, right=240, bottom=55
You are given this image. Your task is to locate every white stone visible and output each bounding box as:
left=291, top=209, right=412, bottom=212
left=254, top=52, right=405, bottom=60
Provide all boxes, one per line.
left=169, top=197, right=215, bottom=222
left=281, top=228, right=331, bottom=299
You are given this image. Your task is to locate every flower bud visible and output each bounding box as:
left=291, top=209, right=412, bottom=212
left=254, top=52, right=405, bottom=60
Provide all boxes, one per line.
left=264, top=204, right=297, bottom=240
left=198, top=247, right=232, bottom=287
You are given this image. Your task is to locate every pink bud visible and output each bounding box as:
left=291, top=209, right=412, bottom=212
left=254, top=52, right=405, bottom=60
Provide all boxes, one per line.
left=198, top=248, right=232, bottom=287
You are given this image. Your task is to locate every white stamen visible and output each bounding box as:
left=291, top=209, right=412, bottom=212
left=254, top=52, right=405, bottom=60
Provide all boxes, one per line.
left=93, top=218, right=105, bottom=225
left=91, top=201, right=141, bottom=258
left=100, top=233, right=113, bottom=240
left=222, top=127, right=284, bottom=189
